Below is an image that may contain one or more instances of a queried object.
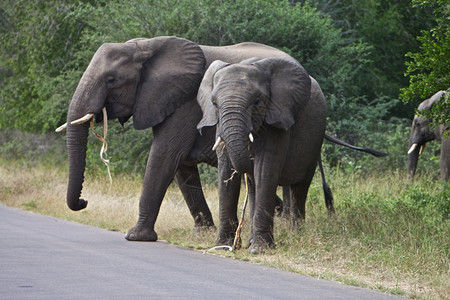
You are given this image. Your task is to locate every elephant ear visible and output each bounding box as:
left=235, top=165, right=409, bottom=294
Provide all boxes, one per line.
left=129, top=37, right=206, bottom=130
left=255, top=58, right=311, bottom=131
left=196, top=60, right=230, bottom=133
left=418, top=90, right=445, bottom=111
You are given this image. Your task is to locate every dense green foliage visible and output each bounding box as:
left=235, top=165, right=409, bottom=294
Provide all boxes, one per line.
left=0, top=0, right=443, bottom=176
left=400, top=0, right=450, bottom=126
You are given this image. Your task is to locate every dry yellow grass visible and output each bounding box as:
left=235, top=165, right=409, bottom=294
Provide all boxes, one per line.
left=1, top=160, right=448, bottom=299
left=0, top=160, right=217, bottom=241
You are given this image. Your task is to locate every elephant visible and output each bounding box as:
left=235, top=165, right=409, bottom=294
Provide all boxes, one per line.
left=408, top=90, right=449, bottom=181
left=56, top=36, right=317, bottom=242
left=196, top=57, right=326, bottom=252
left=56, top=36, right=388, bottom=243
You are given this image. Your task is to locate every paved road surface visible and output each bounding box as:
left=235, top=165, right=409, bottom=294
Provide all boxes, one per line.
left=0, top=204, right=405, bottom=299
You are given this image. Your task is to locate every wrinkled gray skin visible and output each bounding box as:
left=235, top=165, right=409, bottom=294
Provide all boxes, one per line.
left=408, top=90, right=449, bottom=181
left=62, top=36, right=303, bottom=242
left=197, top=58, right=326, bottom=252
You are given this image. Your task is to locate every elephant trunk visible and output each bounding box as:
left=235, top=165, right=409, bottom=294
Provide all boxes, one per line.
left=408, top=143, right=420, bottom=178
left=219, top=109, right=253, bottom=174
left=66, top=121, right=89, bottom=210
left=64, top=77, right=104, bottom=211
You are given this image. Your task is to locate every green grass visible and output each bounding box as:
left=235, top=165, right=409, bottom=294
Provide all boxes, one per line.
left=1, top=130, right=449, bottom=299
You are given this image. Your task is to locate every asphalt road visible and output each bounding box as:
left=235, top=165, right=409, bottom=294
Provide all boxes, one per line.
left=0, top=204, right=405, bottom=299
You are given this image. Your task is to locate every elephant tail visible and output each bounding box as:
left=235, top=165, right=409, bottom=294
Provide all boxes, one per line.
left=324, top=134, right=389, bottom=157
left=318, top=157, right=335, bottom=214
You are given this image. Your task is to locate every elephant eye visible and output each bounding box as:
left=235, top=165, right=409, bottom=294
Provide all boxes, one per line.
left=211, top=97, right=218, bottom=107
left=106, top=77, right=116, bottom=86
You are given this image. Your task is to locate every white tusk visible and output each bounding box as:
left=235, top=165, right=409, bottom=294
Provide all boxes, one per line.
left=212, top=136, right=222, bottom=151
left=249, top=133, right=254, bottom=143
left=407, top=143, right=418, bottom=154
left=55, top=123, right=67, bottom=132
left=71, top=113, right=94, bottom=125
left=419, top=145, right=425, bottom=155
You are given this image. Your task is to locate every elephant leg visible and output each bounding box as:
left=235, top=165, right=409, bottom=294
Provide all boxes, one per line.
left=216, top=147, right=241, bottom=246
left=250, top=131, right=288, bottom=252
left=246, top=174, right=256, bottom=247
left=251, top=176, right=278, bottom=252
left=289, top=169, right=316, bottom=227
left=243, top=172, right=283, bottom=248
left=125, top=148, right=177, bottom=241
left=281, top=185, right=290, bottom=218
left=125, top=101, right=201, bottom=242
left=174, top=164, right=215, bottom=229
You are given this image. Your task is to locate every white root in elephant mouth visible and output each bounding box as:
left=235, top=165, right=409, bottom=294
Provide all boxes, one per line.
left=90, top=107, right=112, bottom=185
left=224, top=169, right=238, bottom=183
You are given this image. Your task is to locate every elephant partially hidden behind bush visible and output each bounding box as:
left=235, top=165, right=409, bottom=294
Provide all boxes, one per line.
left=408, top=90, right=449, bottom=181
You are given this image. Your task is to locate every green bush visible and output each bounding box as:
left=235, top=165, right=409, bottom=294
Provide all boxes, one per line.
left=0, top=0, right=440, bottom=177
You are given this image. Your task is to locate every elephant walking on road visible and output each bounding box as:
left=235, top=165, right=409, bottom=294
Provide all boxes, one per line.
left=408, top=90, right=449, bottom=181
left=197, top=58, right=326, bottom=252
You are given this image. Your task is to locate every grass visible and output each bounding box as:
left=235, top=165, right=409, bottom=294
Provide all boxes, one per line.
left=0, top=130, right=448, bottom=299
left=1, top=158, right=448, bottom=299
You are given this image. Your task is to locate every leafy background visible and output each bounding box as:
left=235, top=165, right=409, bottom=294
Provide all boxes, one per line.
left=0, top=0, right=448, bottom=178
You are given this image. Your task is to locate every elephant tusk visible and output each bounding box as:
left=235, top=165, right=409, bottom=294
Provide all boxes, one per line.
left=71, top=113, right=95, bottom=125
left=212, top=136, right=223, bottom=151
left=408, top=143, right=419, bottom=154
left=419, top=144, right=425, bottom=155
left=249, top=133, right=254, bottom=143
left=55, top=123, right=67, bottom=132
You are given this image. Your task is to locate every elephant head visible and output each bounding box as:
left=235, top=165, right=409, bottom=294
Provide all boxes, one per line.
left=408, top=90, right=449, bottom=180
left=196, top=57, right=311, bottom=174
left=58, top=36, right=206, bottom=211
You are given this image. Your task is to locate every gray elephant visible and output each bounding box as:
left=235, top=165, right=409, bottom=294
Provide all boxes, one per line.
left=408, top=90, right=449, bottom=181
left=196, top=57, right=326, bottom=252
left=56, top=36, right=313, bottom=242
left=56, top=36, right=387, bottom=243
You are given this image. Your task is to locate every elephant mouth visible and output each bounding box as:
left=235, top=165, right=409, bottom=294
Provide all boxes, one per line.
left=56, top=106, right=132, bottom=132
left=213, top=133, right=255, bottom=175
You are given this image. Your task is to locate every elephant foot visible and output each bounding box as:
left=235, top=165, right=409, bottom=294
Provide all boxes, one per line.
left=193, top=212, right=216, bottom=231
left=215, top=231, right=236, bottom=247
left=193, top=224, right=217, bottom=234
left=125, top=224, right=158, bottom=242
left=248, top=233, right=275, bottom=254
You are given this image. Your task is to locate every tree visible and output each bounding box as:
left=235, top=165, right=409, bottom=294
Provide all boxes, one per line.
left=0, top=0, right=95, bottom=132
left=307, top=0, right=436, bottom=119
left=400, top=0, right=450, bottom=126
